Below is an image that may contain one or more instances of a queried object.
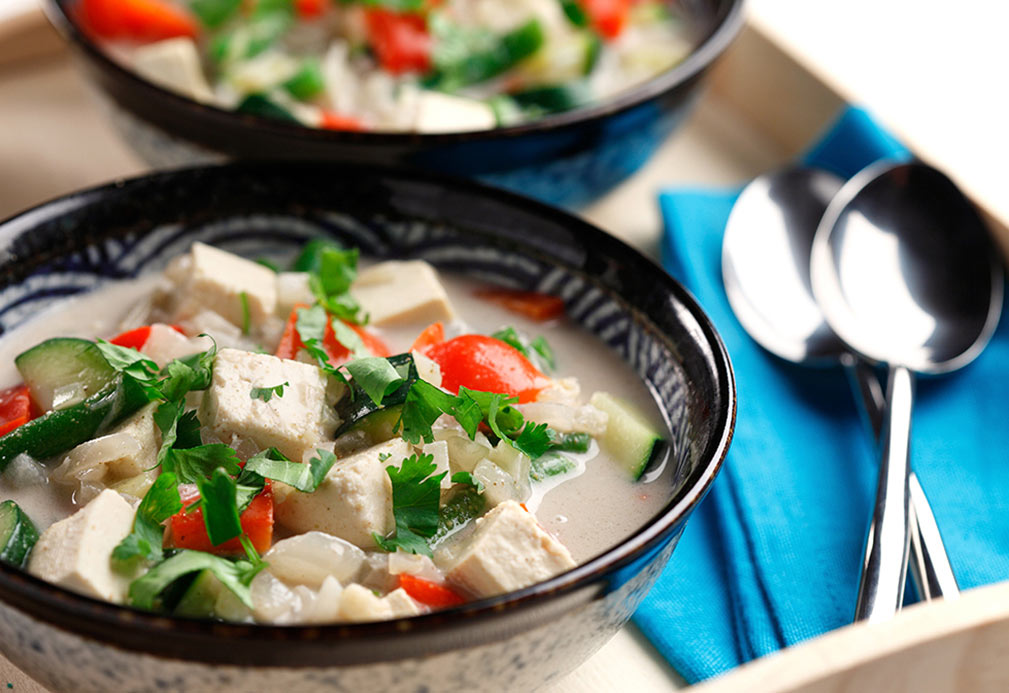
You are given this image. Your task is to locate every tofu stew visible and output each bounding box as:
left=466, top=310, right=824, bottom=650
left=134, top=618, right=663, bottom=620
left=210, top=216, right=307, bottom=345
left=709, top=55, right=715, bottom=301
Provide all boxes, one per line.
left=0, top=240, right=670, bottom=625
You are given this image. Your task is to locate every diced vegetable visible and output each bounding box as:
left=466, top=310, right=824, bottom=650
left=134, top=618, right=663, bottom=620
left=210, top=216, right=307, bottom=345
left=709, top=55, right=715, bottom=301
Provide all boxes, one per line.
left=589, top=391, right=666, bottom=480
left=283, top=59, right=326, bottom=100
left=275, top=305, right=389, bottom=365
left=398, top=573, right=465, bottom=608
left=173, top=569, right=225, bottom=618
left=364, top=8, right=432, bottom=75
left=77, top=0, right=200, bottom=41
left=425, top=335, right=549, bottom=404
left=188, top=0, right=240, bottom=29
left=510, top=82, right=592, bottom=116
left=0, top=377, right=149, bottom=472
left=0, top=500, right=39, bottom=568
left=235, top=94, right=300, bottom=123
left=0, top=385, right=31, bottom=438
left=15, top=337, right=117, bottom=412
left=335, top=354, right=417, bottom=437
left=168, top=485, right=274, bottom=555
left=475, top=288, right=565, bottom=322
left=410, top=322, right=445, bottom=353
left=319, top=111, right=365, bottom=131
left=432, top=484, right=485, bottom=544
left=579, top=0, right=632, bottom=39
left=427, top=18, right=545, bottom=91
left=294, top=0, right=325, bottom=19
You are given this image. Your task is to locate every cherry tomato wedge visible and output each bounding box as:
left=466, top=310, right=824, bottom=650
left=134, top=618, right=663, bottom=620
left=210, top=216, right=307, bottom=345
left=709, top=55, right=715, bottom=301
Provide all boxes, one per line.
left=410, top=322, right=445, bottom=354
left=424, top=335, right=549, bottom=404
left=108, top=324, right=185, bottom=350
left=474, top=289, right=565, bottom=322
left=275, top=305, right=389, bottom=365
left=579, top=0, right=632, bottom=39
left=398, top=574, right=465, bottom=608
left=364, top=8, right=432, bottom=74
left=295, top=0, right=326, bottom=19
left=77, top=0, right=200, bottom=42
left=169, top=485, right=273, bottom=555
left=0, top=385, right=31, bottom=437
left=319, top=111, right=366, bottom=131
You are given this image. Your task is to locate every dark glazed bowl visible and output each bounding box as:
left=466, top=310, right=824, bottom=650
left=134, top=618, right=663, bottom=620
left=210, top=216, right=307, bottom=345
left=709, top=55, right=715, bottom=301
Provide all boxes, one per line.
left=0, top=164, right=734, bottom=692
left=42, top=0, right=743, bottom=207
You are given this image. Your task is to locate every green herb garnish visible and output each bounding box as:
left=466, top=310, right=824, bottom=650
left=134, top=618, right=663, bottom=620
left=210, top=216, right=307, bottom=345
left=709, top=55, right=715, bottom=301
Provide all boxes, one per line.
left=250, top=382, right=288, bottom=403
left=373, top=453, right=445, bottom=556
left=239, top=291, right=251, bottom=335
left=112, top=472, right=182, bottom=564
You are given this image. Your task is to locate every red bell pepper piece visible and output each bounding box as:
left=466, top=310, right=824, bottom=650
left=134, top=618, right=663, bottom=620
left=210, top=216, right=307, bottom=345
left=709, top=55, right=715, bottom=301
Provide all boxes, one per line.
left=319, top=111, right=366, bottom=131
left=579, top=0, right=632, bottom=39
left=410, top=321, right=445, bottom=354
left=474, top=289, right=565, bottom=322
left=398, top=574, right=466, bottom=608
left=168, top=484, right=274, bottom=555
left=364, top=7, right=432, bottom=74
left=0, top=385, right=32, bottom=437
left=295, top=0, right=326, bottom=19
left=424, top=334, right=550, bottom=404
left=275, top=304, right=389, bottom=364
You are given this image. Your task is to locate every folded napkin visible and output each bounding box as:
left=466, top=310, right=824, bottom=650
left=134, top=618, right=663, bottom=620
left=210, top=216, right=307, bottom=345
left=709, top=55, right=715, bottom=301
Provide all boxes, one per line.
left=632, top=107, right=1009, bottom=683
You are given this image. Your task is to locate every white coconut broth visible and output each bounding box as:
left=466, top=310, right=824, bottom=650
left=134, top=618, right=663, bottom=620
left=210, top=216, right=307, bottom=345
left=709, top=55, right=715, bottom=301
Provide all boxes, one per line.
left=0, top=245, right=674, bottom=623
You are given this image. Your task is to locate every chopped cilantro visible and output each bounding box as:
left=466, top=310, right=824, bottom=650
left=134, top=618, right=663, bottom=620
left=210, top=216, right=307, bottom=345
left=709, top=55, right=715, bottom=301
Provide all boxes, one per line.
left=395, top=380, right=459, bottom=444
left=250, top=382, right=288, bottom=402
left=512, top=420, right=553, bottom=459
left=112, top=472, right=182, bottom=564
left=128, top=549, right=263, bottom=610
left=450, top=471, right=483, bottom=491
left=344, top=356, right=405, bottom=406
left=378, top=452, right=392, bottom=461
left=244, top=447, right=337, bottom=493
left=239, top=291, right=251, bottom=335
left=291, top=238, right=342, bottom=273
left=196, top=468, right=243, bottom=547
left=531, top=335, right=555, bottom=371
left=307, top=246, right=365, bottom=324
left=373, top=453, right=445, bottom=556
left=330, top=318, right=369, bottom=360
left=490, top=326, right=556, bottom=373
left=170, top=444, right=242, bottom=485
left=295, top=305, right=349, bottom=385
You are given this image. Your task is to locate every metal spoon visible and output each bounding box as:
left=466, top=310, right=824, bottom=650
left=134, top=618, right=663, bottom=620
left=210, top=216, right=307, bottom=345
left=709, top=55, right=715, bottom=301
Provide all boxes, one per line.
left=811, top=161, right=1003, bottom=622
left=722, top=166, right=959, bottom=609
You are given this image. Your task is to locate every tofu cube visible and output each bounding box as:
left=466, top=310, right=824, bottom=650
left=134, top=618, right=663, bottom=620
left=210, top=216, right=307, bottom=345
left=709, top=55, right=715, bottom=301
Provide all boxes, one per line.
left=275, top=272, right=315, bottom=317
left=447, top=500, right=576, bottom=598
left=414, top=91, right=497, bottom=134
left=275, top=438, right=407, bottom=549
left=353, top=261, right=455, bottom=326
left=27, top=490, right=139, bottom=603
left=166, top=243, right=277, bottom=329
left=132, top=38, right=215, bottom=104
left=337, top=584, right=420, bottom=622
left=104, top=402, right=161, bottom=480
left=198, top=348, right=342, bottom=461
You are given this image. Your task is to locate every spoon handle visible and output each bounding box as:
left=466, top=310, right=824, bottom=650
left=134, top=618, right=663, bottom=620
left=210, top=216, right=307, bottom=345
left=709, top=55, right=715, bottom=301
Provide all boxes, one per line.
left=854, top=365, right=913, bottom=622
left=843, top=356, right=960, bottom=601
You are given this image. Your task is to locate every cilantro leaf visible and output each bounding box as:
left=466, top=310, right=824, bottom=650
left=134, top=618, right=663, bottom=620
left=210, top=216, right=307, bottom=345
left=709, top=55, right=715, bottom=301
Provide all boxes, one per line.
left=196, top=467, right=243, bottom=547
left=95, top=340, right=160, bottom=395
left=156, top=339, right=217, bottom=402
left=395, top=380, right=458, bottom=444
left=512, top=421, right=552, bottom=459
left=172, top=444, right=242, bottom=485
left=296, top=304, right=328, bottom=342
left=292, top=238, right=343, bottom=273
left=330, top=318, right=369, bottom=360
left=239, top=291, right=251, bottom=335
left=244, top=447, right=336, bottom=493
left=490, top=327, right=555, bottom=373
left=373, top=453, right=445, bottom=556
left=450, top=471, right=484, bottom=491
left=307, top=246, right=364, bottom=324
left=250, top=382, right=288, bottom=402
left=128, top=550, right=261, bottom=610
left=112, top=472, right=182, bottom=563
left=531, top=335, right=555, bottom=371
left=344, top=357, right=405, bottom=406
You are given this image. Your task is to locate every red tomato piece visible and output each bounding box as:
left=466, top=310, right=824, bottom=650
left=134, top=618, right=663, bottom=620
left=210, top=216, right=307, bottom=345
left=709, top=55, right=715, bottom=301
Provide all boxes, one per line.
left=319, top=111, right=366, bottom=131
left=0, top=385, right=31, bottom=437
left=410, top=322, right=445, bottom=354
left=77, top=0, right=199, bottom=42
left=275, top=305, right=389, bottom=365
left=424, top=335, right=550, bottom=404
left=295, top=0, right=326, bottom=19
left=580, top=0, right=632, bottom=39
left=109, top=324, right=186, bottom=350
left=474, top=289, right=565, bottom=322
left=364, top=8, right=432, bottom=74
left=398, top=574, right=466, bottom=609
left=169, top=485, right=273, bottom=555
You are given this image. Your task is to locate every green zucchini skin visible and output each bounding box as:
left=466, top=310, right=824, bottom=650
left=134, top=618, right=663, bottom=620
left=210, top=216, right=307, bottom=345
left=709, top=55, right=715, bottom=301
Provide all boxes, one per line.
left=15, top=337, right=117, bottom=412
left=0, top=500, right=40, bottom=568
left=333, top=354, right=417, bottom=438
left=0, top=376, right=150, bottom=471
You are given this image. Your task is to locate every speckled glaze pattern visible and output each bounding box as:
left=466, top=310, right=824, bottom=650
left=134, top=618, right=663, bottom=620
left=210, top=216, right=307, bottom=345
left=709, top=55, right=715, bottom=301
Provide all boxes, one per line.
left=42, top=0, right=744, bottom=207
left=0, top=164, right=735, bottom=692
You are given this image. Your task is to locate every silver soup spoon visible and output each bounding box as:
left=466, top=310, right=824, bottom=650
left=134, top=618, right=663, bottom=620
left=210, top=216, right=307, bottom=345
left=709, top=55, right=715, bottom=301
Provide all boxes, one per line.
left=722, top=166, right=959, bottom=609
left=812, top=161, right=1003, bottom=622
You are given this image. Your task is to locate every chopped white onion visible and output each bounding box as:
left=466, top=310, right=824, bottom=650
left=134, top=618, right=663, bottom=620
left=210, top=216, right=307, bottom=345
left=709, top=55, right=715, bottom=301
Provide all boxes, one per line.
left=264, top=531, right=366, bottom=588
left=387, top=551, right=444, bottom=583
left=4, top=453, right=48, bottom=489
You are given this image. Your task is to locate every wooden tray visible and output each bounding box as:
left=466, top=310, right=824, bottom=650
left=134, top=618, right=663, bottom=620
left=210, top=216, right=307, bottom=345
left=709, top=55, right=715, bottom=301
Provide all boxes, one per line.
left=0, top=5, right=1007, bottom=692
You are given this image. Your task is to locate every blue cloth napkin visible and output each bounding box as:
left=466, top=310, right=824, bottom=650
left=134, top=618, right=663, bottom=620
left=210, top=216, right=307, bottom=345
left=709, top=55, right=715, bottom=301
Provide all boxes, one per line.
left=632, top=107, right=1009, bottom=683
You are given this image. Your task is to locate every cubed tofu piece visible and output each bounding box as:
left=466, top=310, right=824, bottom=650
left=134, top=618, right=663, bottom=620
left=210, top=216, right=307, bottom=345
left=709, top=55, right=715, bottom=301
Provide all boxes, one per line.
left=198, top=348, right=342, bottom=461
left=131, top=38, right=215, bottom=103
left=27, top=490, right=138, bottom=603
left=414, top=91, right=496, bottom=134
left=447, top=500, right=575, bottom=598
left=275, top=272, right=315, bottom=317
left=353, top=261, right=455, bottom=326
left=167, top=243, right=277, bottom=329
left=104, top=402, right=161, bottom=479
left=275, top=438, right=407, bottom=549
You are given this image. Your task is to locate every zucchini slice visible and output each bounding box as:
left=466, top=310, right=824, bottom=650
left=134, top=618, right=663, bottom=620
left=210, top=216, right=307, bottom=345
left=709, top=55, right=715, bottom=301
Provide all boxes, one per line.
left=173, top=569, right=224, bottom=619
left=590, top=391, right=668, bottom=480
left=0, top=500, right=40, bottom=568
left=0, top=376, right=149, bottom=471
left=15, top=337, right=117, bottom=412
left=334, top=354, right=417, bottom=437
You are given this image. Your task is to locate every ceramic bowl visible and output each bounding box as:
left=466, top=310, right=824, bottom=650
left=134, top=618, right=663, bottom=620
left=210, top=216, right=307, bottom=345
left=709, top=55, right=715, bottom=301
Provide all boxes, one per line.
left=0, top=164, right=735, bottom=692
left=42, top=0, right=743, bottom=207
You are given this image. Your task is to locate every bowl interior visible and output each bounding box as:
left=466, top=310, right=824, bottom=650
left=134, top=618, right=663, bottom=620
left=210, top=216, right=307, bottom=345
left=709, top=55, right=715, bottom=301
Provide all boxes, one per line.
left=0, top=163, right=734, bottom=657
